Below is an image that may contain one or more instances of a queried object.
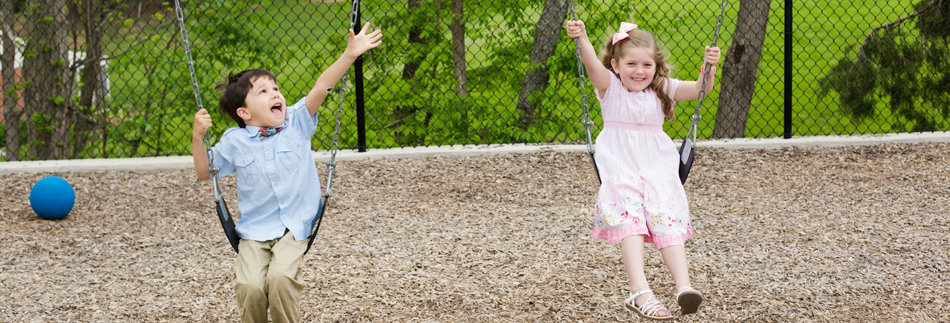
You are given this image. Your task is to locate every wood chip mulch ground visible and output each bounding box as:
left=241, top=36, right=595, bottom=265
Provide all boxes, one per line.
left=1, top=142, right=948, bottom=322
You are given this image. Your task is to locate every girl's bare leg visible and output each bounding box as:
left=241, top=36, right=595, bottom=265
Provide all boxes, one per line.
left=621, top=235, right=648, bottom=292
left=621, top=235, right=670, bottom=316
left=659, top=245, right=691, bottom=291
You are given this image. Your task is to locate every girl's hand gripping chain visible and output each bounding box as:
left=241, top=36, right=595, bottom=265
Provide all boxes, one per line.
left=689, top=46, right=721, bottom=98
left=700, top=46, right=721, bottom=78
left=566, top=20, right=588, bottom=40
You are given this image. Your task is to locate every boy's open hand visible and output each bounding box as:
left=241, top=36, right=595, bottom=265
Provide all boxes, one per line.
left=345, top=22, right=383, bottom=59
left=194, top=108, right=212, bottom=139
left=565, top=20, right=587, bottom=39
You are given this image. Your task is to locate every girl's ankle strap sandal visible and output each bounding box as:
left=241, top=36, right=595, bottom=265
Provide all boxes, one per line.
left=625, top=289, right=674, bottom=320
left=676, top=286, right=703, bottom=315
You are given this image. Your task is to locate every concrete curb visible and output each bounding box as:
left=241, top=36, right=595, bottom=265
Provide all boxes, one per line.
left=2, top=131, right=948, bottom=173
left=696, top=131, right=950, bottom=148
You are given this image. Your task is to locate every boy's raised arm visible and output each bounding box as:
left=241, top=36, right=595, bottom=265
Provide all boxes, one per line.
left=306, top=22, right=383, bottom=117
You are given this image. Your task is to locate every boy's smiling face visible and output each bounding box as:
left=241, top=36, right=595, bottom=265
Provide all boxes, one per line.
left=610, top=47, right=656, bottom=92
left=237, top=76, right=286, bottom=128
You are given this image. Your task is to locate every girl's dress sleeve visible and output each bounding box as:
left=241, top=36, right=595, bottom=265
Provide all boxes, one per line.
left=596, top=73, right=622, bottom=102
left=665, top=77, right=682, bottom=100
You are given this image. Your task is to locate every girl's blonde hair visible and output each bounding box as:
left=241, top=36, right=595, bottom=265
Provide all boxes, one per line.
left=600, top=29, right=675, bottom=122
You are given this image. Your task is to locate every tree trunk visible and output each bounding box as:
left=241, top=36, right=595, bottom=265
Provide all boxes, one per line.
left=449, top=0, right=467, bottom=97
left=449, top=0, right=468, bottom=133
left=516, top=0, right=568, bottom=129
left=1, top=0, right=19, bottom=160
left=402, top=0, right=428, bottom=80
left=79, top=0, right=102, bottom=109
left=713, top=0, right=772, bottom=139
left=23, top=0, right=71, bottom=160
left=73, top=0, right=103, bottom=158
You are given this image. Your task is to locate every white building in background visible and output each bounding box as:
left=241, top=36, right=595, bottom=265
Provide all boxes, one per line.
left=0, top=32, right=25, bottom=123
left=0, top=31, right=111, bottom=122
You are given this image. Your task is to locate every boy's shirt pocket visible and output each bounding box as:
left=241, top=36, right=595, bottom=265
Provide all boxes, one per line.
left=235, top=154, right=261, bottom=186
left=277, top=136, right=301, bottom=170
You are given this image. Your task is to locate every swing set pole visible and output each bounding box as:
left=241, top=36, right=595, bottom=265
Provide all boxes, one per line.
left=784, top=0, right=793, bottom=139
left=306, top=0, right=361, bottom=254
left=354, top=2, right=367, bottom=152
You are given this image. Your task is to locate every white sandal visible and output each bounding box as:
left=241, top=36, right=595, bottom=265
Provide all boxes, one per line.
left=676, top=286, right=703, bottom=315
left=624, top=289, right=673, bottom=320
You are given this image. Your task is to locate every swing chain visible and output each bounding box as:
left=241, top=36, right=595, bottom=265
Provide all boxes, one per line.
left=567, top=0, right=595, bottom=156
left=173, top=0, right=219, bottom=178
left=324, top=0, right=361, bottom=199
left=173, top=0, right=202, bottom=113
left=689, top=0, right=729, bottom=143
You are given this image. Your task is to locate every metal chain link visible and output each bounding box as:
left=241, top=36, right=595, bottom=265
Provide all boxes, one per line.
left=173, top=0, right=218, bottom=182
left=567, top=0, right=594, bottom=157
left=173, top=0, right=202, bottom=113
left=567, top=0, right=604, bottom=184
left=689, top=0, right=729, bottom=143
left=175, top=0, right=223, bottom=200
left=173, top=0, right=356, bottom=202
left=323, top=0, right=361, bottom=199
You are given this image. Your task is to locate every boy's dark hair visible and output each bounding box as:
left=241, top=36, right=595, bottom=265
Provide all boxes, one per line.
left=216, top=69, right=276, bottom=128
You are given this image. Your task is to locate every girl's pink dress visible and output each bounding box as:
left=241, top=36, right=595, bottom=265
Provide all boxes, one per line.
left=591, top=73, right=692, bottom=248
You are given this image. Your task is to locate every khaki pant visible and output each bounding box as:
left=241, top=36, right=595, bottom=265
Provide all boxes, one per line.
left=234, top=230, right=308, bottom=323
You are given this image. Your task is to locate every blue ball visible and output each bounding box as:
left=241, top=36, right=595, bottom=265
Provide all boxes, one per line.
left=29, top=176, right=75, bottom=220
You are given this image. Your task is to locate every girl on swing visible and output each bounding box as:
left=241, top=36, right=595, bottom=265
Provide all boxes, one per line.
left=566, top=19, right=720, bottom=320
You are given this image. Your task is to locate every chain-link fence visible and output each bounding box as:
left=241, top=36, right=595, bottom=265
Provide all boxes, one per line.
left=1, top=0, right=947, bottom=161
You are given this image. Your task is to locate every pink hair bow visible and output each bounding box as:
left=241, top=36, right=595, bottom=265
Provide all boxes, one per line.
left=611, top=22, right=638, bottom=44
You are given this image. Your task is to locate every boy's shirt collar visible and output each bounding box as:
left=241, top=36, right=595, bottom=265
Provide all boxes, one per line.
left=245, top=125, right=262, bottom=138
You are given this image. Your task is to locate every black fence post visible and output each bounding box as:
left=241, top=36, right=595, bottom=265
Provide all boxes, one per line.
left=355, top=3, right=367, bottom=152
left=783, top=0, right=793, bottom=139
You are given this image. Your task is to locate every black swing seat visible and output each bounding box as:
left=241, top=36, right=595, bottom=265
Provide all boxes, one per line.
left=678, top=138, right=695, bottom=184
left=215, top=197, right=240, bottom=253
left=216, top=194, right=327, bottom=255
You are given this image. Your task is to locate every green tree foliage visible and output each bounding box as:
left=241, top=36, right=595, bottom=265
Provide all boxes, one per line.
left=1, top=0, right=284, bottom=160
left=819, top=0, right=949, bottom=132
left=342, top=0, right=631, bottom=148
left=105, top=0, right=288, bottom=157
left=4, top=0, right=709, bottom=159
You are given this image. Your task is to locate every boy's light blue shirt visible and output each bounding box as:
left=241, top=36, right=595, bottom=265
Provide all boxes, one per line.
left=210, top=98, right=322, bottom=242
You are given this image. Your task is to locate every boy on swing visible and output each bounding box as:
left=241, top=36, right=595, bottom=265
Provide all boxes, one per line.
left=191, top=23, right=381, bottom=323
